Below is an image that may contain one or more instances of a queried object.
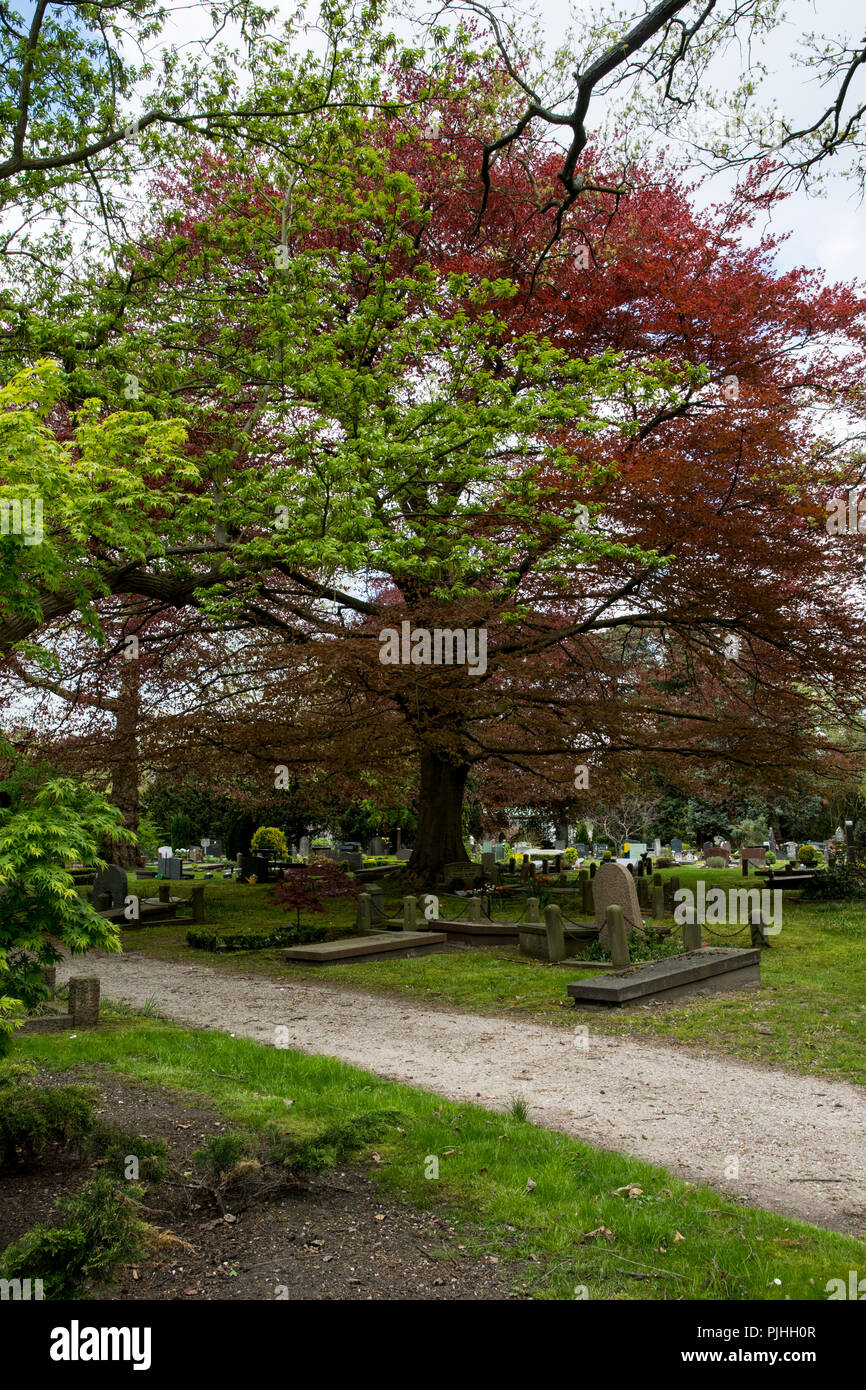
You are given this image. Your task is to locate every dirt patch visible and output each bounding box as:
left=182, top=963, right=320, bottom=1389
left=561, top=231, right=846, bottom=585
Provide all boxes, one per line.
left=0, top=1067, right=521, bottom=1301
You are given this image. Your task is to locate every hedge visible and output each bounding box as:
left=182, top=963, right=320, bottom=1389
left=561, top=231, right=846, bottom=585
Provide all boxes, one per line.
left=186, top=923, right=328, bottom=952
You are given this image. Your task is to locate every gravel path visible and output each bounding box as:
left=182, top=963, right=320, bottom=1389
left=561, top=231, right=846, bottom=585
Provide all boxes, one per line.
left=60, top=951, right=866, bottom=1236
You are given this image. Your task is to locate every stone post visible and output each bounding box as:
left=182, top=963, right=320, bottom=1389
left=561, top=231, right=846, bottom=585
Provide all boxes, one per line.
left=579, top=868, right=593, bottom=916
left=468, top=896, right=481, bottom=921
left=191, top=883, right=205, bottom=923
left=544, top=904, right=566, bottom=963
left=682, top=910, right=702, bottom=952
left=97, top=892, right=111, bottom=911
left=526, top=897, right=540, bottom=924
left=606, top=905, right=629, bottom=968
left=41, top=965, right=56, bottom=997
left=589, top=861, right=597, bottom=879
left=68, top=976, right=100, bottom=1028
left=402, top=895, right=417, bottom=930
left=158, top=883, right=170, bottom=904
left=652, top=883, right=666, bottom=918
left=357, top=892, right=372, bottom=934
left=636, top=876, right=650, bottom=909
left=367, top=884, right=386, bottom=930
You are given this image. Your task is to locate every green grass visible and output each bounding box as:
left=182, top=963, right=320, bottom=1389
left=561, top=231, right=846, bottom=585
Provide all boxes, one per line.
left=113, top=870, right=866, bottom=1086
left=11, top=1014, right=865, bottom=1301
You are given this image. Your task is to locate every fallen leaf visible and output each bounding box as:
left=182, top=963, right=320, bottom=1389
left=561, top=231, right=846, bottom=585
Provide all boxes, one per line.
left=582, top=1226, right=614, bottom=1242
left=223, top=1214, right=237, bottom=1224
left=674, top=1231, right=685, bottom=1243
left=525, top=1178, right=537, bottom=1193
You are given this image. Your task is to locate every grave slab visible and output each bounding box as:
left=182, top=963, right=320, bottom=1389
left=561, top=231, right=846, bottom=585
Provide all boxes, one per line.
left=284, top=930, right=447, bottom=964
left=567, top=947, right=760, bottom=1007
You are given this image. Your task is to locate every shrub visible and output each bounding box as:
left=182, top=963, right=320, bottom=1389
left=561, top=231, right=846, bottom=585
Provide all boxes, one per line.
left=602, top=850, right=613, bottom=861
left=186, top=922, right=327, bottom=951
left=251, top=826, right=288, bottom=857
left=563, top=847, right=578, bottom=866
left=654, top=856, right=674, bottom=869
left=802, top=860, right=866, bottom=901
left=268, top=860, right=356, bottom=931
left=798, top=844, right=820, bottom=865
left=705, top=856, right=727, bottom=869
left=0, top=1175, right=147, bottom=1299
left=765, top=849, right=777, bottom=864
left=92, top=1124, right=169, bottom=1184
left=0, top=1083, right=97, bottom=1170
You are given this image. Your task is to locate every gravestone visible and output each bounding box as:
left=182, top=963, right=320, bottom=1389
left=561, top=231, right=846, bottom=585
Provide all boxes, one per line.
left=575, top=843, right=587, bottom=856
left=157, top=845, right=173, bottom=860
left=703, top=841, right=714, bottom=855
left=187, top=846, right=204, bottom=863
left=158, top=854, right=183, bottom=880
left=239, top=853, right=272, bottom=882
left=482, top=840, right=493, bottom=854
left=209, top=839, right=223, bottom=858
left=625, top=841, right=647, bottom=861
left=554, top=838, right=566, bottom=852
left=652, top=838, right=662, bottom=856
left=91, top=864, right=128, bottom=909
left=768, top=828, right=777, bottom=853
left=481, top=851, right=498, bottom=882
left=784, top=841, right=798, bottom=860
left=299, top=835, right=311, bottom=859
left=706, top=846, right=730, bottom=865
left=339, top=851, right=363, bottom=872
left=494, top=842, right=508, bottom=862
left=592, top=860, right=644, bottom=949
left=369, top=836, right=385, bottom=855
left=670, top=837, right=683, bottom=855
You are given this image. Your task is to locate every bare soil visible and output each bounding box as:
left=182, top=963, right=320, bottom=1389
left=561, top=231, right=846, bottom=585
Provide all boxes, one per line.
left=0, top=1068, right=521, bottom=1301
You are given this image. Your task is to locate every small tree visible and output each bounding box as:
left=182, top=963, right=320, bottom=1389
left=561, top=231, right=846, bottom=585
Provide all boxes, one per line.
left=0, top=741, right=130, bottom=1051
left=268, top=860, right=356, bottom=932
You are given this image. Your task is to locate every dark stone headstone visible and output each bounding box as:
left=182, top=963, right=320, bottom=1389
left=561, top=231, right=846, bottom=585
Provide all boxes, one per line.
left=158, top=855, right=183, bottom=880
left=91, top=864, right=128, bottom=908
left=670, top=837, right=683, bottom=854
left=239, top=853, right=273, bottom=882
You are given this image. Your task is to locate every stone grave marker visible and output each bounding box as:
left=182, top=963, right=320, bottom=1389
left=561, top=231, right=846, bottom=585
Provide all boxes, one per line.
left=592, top=860, right=644, bottom=949
left=670, top=836, right=683, bottom=854
left=91, top=864, right=128, bottom=909
left=369, top=836, right=385, bottom=855
left=653, top=838, right=662, bottom=856
left=158, top=854, right=183, bottom=880
left=784, top=841, right=798, bottom=860
left=299, top=835, right=311, bottom=859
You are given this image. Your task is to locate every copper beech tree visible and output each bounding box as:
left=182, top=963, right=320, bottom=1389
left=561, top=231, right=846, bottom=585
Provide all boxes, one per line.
left=8, top=75, right=866, bottom=884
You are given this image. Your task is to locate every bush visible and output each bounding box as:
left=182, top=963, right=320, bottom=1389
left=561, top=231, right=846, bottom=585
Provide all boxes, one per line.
left=765, top=849, right=776, bottom=864
left=654, top=856, right=674, bottom=869
left=798, top=844, right=820, bottom=865
left=705, top=856, right=727, bottom=869
left=92, top=1124, right=169, bottom=1184
left=802, top=860, right=866, bottom=901
left=563, top=847, right=578, bottom=866
left=186, top=922, right=327, bottom=951
left=0, top=1082, right=97, bottom=1170
left=251, top=826, right=289, bottom=858
left=0, top=1175, right=147, bottom=1299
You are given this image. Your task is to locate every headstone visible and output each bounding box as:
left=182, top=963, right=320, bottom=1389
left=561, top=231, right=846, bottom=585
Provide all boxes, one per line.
left=705, top=846, right=730, bottom=865
left=239, top=853, right=271, bottom=882
left=575, top=843, right=587, bottom=856
left=482, top=840, right=493, bottom=854
left=158, top=854, right=183, bottom=880
left=91, top=864, right=128, bottom=909
left=157, top=845, right=173, bottom=860
left=209, top=839, right=223, bottom=858
left=703, top=841, right=714, bottom=855
left=554, top=838, right=566, bottom=852
left=68, top=976, right=100, bottom=1028
left=834, top=825, right=845, bottom=843
left=740, top=845, right=766, bottom=869
left=653, top=838, right=661, bottom=856
left=670, top=837, right=683, bottom=855
left=785, top=841, right=798, bottom=860
left=592, top=860, right=644, bottom=949
left=339, top=851, right=363, bottom=872
left=369, top=836, right=385, bottom=855
left=299, top=835, right=310, bottom=859
left=481, top=851, right=498, bottom=881
left=768, top=828, right=777, bottom=853
left=625, top=841, right=647, bottom=861
left=187, top=846, right=204, bottom=863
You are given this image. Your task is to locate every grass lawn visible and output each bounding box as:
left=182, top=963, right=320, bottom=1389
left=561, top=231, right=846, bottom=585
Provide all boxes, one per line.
left=13, top=1008, right=865, bottom=1301
left=111, top=869, right=866, bottom=1087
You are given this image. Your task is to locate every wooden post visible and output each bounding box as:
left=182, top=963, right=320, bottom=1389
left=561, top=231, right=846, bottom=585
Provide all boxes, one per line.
left=544, top=904, right=566, bottom=963
left=606, top=905, right=629, bottom=968
left=191, top=883, right=205, bottom=923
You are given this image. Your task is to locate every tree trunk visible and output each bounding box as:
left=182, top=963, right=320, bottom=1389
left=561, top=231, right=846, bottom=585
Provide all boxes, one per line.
left=407, top=750, right=471, bottom=888
left=110, top=652, right=144, bottom=868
